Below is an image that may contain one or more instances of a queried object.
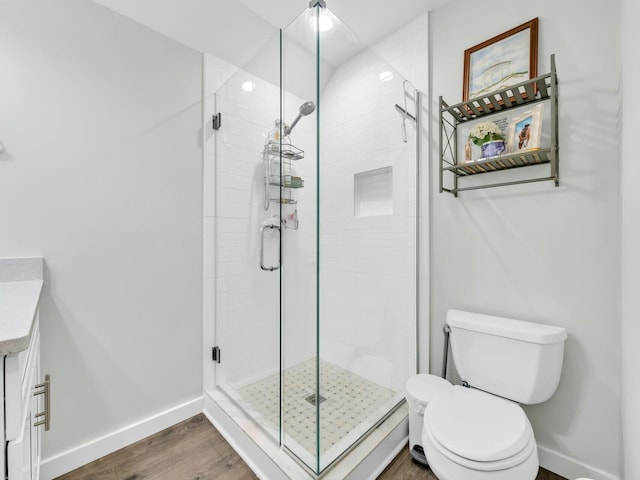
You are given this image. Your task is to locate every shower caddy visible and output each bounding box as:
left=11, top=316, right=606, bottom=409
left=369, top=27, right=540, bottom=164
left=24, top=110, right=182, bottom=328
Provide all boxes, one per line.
left=439, top=54, right=558, bottom=196
left=263, top=139, right=304, bottom=228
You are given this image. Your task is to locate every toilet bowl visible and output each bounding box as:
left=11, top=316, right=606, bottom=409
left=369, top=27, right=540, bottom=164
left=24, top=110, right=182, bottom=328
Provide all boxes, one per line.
left=422, top=386, right=539, bottom=480
left=421, top=310, right=567, bottom=480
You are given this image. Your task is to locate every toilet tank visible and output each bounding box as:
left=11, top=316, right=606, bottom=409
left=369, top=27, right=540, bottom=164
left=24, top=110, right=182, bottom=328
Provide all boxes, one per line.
left=447, top=310, right=567, bottom=404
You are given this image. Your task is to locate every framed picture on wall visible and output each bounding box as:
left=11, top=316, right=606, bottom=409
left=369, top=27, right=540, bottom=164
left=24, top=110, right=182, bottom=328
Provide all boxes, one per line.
left=463, top=18, right=539, bottom=102
left=506, top=103, right=544, bottom=153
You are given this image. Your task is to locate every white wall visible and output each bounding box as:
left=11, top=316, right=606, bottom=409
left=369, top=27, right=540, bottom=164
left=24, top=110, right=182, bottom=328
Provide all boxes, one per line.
left=430, top=1, right=621, bottom=479
left=0, top=0, right=203, bottom=464
left=620, top=0, right=640, bottom=478
left=92, top=0, right=277, bottom=70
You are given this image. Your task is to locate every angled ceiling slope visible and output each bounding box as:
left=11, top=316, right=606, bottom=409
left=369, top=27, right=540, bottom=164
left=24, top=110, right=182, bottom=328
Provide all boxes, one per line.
left=92, top=0, right=449, bottom=69
left=91, top=0, right=279, bottom=68
left=240, top=0, right=449, bottom=49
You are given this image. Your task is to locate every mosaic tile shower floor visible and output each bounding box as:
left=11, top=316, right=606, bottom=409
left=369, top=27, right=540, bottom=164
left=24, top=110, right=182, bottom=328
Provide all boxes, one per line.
left=236, top=359, right=397, bottom=465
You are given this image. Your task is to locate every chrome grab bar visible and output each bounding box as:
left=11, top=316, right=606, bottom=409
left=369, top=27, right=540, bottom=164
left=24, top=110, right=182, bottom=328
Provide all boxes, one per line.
left=260, top=223, right=281, bottom=271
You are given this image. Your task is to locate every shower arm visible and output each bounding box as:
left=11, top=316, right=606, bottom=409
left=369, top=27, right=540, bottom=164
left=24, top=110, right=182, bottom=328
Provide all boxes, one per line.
left=283, top=101, right=316, bottom=137
left=283, top=115, right=302, bottom=136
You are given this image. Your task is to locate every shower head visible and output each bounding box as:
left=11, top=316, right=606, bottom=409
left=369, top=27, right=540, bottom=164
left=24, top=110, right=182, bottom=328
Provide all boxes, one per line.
left=284, top=101, right=316, bottom=136
left=298, top=101, right=316, bottom=116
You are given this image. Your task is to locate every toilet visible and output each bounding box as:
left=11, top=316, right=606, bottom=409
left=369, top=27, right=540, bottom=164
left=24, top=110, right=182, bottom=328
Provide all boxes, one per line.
left=422, top=310, right=567, bottom=480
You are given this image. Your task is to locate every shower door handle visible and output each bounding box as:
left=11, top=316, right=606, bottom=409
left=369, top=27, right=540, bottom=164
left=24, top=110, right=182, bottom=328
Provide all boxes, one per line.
left=260, top=224, right=281, bottom=271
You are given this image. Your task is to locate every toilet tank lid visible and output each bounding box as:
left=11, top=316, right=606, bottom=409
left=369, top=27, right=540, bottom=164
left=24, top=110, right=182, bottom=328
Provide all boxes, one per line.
left=446, top=310, right=567, bottom=345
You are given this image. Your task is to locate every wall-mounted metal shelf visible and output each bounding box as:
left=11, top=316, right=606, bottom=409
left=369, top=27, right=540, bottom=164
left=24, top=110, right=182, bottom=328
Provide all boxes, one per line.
left=265, top=142, right=304, bottom=160
left=263, top=141, right=305, bottom=210
left=268, top=176, right=304, bottom=188
left=439, top=54, right=558, bottom=196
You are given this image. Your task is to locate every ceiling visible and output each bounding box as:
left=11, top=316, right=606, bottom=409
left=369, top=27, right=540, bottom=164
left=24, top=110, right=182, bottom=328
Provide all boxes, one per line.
left=238, top=0, right=450, bottom=49
left=92, top=0, right=450, bottom=69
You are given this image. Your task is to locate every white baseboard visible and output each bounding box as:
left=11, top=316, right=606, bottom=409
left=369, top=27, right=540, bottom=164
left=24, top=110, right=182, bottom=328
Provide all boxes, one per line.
left=538, top=444, right=620, bottom=480
left=40, top=396, right=204, bottom=480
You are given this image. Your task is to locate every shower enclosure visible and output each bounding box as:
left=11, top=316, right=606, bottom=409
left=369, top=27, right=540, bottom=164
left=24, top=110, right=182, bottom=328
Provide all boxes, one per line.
left=208, top=2, right=419, bottom=476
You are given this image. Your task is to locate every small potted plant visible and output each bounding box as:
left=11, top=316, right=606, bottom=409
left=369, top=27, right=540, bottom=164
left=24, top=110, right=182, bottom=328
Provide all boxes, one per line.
left=469, top=121, right=506, bottom=159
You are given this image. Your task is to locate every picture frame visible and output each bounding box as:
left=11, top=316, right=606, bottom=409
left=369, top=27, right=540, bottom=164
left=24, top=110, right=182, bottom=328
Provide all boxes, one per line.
left=463, top=18, right=538, bottom=102
left=507, top=103, right=544, bottom=153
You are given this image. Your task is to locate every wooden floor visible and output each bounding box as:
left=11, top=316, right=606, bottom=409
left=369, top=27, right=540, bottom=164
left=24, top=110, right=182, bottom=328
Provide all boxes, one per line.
left=56, top=414, right=567, bottom=480
left=56, top=415, right=256, bottom=480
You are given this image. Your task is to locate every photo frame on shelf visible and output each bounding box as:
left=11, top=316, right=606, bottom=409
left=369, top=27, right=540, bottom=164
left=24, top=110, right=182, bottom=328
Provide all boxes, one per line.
left=507, top=103, right=544, bottom=153
left=463, top=18, right=538, bottom=102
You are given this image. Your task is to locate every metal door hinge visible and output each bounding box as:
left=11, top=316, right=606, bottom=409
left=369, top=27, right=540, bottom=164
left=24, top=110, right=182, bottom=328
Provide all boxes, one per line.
left=212, top=346, right=221, bottom=363
left=212, top=113, right=222, bottom=130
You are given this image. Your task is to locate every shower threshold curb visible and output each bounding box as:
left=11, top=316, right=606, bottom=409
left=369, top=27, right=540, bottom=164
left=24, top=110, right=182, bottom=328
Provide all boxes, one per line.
left=203, top=388, right=408, bottom=480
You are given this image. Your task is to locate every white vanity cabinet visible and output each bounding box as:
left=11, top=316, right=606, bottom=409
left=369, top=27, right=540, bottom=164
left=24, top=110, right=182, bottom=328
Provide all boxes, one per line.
left=5, top=318, right=46, bottom=480
left=1, top=258, right=48, bottom=480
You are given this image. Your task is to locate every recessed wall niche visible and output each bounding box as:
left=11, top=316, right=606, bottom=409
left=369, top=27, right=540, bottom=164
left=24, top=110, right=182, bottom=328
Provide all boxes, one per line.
left=354, top=166, right=393, bottom=217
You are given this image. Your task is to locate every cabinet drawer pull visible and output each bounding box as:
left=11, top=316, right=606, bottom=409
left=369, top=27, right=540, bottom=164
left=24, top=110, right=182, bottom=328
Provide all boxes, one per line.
left=33, top=374, right=50, bottom=431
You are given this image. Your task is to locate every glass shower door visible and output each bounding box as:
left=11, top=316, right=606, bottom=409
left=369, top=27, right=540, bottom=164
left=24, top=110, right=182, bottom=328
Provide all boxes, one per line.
left=281, top=3, right=419, bottom=474
left=278, top=7, right=321, bottom=471
left=212, top=31, right=284, bottom=445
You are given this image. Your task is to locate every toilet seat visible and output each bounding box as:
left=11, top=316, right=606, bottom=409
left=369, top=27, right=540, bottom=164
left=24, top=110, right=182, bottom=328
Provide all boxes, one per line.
left=424, top=420, right=536, bottom=471
left=424, top=386, right=536, bottom=472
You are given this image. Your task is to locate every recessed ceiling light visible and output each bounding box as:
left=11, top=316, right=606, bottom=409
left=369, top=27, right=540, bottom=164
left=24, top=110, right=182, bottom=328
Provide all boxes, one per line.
left=309, top=9, right=333, bottom=32
left=379, top=71, right=394, bottom=82
left=242, top=81, right=254, bottom=92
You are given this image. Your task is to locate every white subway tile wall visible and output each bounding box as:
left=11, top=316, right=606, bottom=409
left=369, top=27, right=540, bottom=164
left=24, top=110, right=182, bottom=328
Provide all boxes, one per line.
left=319, top=48, right=417, bottom=393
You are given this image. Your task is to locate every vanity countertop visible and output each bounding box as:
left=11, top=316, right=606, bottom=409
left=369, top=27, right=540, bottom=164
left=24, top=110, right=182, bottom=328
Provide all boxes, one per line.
left=0, top=257, right=43, bottom=356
